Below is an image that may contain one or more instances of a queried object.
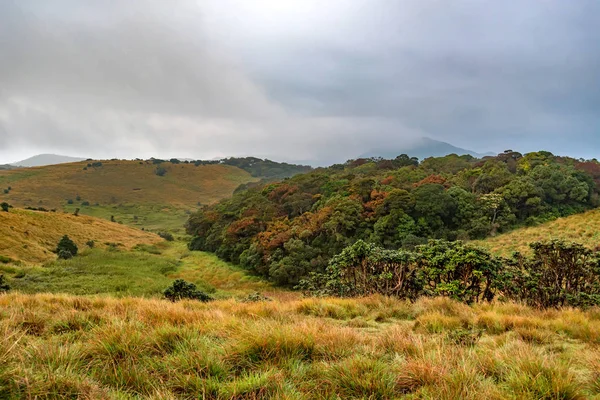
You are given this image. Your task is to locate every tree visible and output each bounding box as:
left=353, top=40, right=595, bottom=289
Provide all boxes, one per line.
left=56, top=235, right=78, bottom=259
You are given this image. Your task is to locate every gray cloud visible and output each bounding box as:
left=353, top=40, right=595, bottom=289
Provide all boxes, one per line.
left=0, top=0, right=599, bottom=164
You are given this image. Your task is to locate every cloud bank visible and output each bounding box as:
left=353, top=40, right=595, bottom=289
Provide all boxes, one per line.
left=0, top=0, right=599, bottom=164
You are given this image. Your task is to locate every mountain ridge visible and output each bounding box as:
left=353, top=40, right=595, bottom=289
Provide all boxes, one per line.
left=360, top=137, right=495, bottom=160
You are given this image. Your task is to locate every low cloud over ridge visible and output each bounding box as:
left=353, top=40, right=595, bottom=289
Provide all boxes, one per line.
left=1, top=0, right=599, bottom=164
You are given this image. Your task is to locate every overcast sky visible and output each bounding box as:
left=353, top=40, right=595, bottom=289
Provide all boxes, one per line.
left=1, top=0, right=599, bottom=165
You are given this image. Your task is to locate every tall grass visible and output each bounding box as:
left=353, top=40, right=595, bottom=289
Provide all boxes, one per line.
left=1, top=293, right=598, bottom=399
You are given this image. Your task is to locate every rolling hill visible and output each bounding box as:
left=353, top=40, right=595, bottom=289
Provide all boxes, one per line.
left=0, top=159, right=258, bottom=231
left=0, top=208, right=162, bottom=263
left=479, top=208, right=600, bottom=256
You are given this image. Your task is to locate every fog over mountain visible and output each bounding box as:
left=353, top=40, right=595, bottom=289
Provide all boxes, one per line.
left=1, top=1, right=599, bottom=165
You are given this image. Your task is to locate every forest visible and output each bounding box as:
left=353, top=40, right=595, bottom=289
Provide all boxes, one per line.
left=186, top=150, right=600, bottom=286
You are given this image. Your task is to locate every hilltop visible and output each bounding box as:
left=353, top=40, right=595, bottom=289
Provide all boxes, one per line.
left=0, top=208, right=161, bottom=264
left=479, top=208, right=600, bottom=256
left=10, top=154, right=87, bottom=167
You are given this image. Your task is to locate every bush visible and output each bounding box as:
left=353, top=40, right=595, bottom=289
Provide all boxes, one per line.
left=86, top=240, right=95, bottom=248
left=56, top=235, right=78, bottom=258
left=1, top=202, right=10, bottom=212
left=58, top=249, right=74, bottom=260
left=158, top=232, right=174, bottom=241
left=163, top=279, right=213, bottom=302
left=81, top=201, right=90, bottom=206
left=155, top=166, right=167, bottom=176
left=67, top=199, right=74, bottom=205
left=0, top=274, right=9, bottom=293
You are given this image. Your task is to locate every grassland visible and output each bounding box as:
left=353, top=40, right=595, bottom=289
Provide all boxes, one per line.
left=1, top=239, right=274, bottom=299
left=0, top=160, right=257, bottom=232
left=479, top=208, right=600, bottom=256
left=0, top=208, right=162, bottom=264
left=0, top=294, right=598, bottom=399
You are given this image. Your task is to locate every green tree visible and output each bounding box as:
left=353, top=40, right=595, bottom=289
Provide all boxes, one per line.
left=56, top=235, right=78, bottom=259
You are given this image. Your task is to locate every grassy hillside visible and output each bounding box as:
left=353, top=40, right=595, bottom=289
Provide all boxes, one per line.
left=0, top=294, right=598, bottom=399
left=479, top=208, right=600, bottom=256
left=2, top=241, right=275, bottom=299
left=0, top=208, right=162, bottom=264
left=0, top=160, right=257, bottom=231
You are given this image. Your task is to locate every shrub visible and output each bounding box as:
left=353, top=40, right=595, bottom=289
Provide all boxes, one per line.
left=3, top=189, right=8, bottom=194
left=81, top=201, right=90, bottom=206
left=1, top=202, right=10, bottom=212
left=158, top=232, right=174, bottom=241
left=67, top=199, right=74, bottom=205
left=56, top=235, right=78, bottom=258
left=73, top=208, right=80, bottom=216
left=155, top=166, right=167, bottom=176
left=86, top=240, right=95, bottom=248
left=0, top=274, right=9, bottom=293
left=164, top=279, right=213, bottom=302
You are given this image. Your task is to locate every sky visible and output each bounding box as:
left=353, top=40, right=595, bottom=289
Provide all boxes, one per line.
left=0, top=0, right=599, bottom=165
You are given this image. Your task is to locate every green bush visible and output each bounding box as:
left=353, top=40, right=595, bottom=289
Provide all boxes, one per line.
left=1, top=202, right=10, bottom=212
left=164, top=279, right=213, bottom=302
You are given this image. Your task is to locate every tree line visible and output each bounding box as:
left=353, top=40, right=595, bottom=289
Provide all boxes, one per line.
left=186, top=150, right=600, bottom=286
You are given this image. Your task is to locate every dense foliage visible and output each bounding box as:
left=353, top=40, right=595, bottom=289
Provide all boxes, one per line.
left=497, top=240, right=600, bottom=308
left=186, top=151, right=600, bottom=285
left=300, top=239, right=600, bottom=308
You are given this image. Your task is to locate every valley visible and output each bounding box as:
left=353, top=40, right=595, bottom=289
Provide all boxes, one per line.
left=1, top=152, right=600, bottom=399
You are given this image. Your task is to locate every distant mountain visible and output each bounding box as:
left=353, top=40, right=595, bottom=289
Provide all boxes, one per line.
left=360, top=137, right=495, bottom=161
left=11, top=154, right=87, bottom=167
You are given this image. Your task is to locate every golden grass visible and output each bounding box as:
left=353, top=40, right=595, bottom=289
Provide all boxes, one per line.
left=478, top=208, right=600, bottom=256
left=0, top=160, right=257, bottom=210
left=1, top=293, right=599, bottom=399
left=0, top=208, right=161, bottom=263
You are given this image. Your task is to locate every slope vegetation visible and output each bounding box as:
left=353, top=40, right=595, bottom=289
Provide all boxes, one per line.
left=479, top=208, right=600, bottom=256
left=0, top=208, right=161, bottom=263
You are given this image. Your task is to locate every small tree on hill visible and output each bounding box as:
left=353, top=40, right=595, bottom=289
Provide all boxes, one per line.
left=164, top=279, right=213, bottom=302
left=56, top=235, right=78, bottom=259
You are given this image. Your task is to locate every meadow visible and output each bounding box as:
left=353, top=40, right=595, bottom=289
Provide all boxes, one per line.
left=1, top=294, right=599, bottom=399
left=1, top=242, right=274, bottom=299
